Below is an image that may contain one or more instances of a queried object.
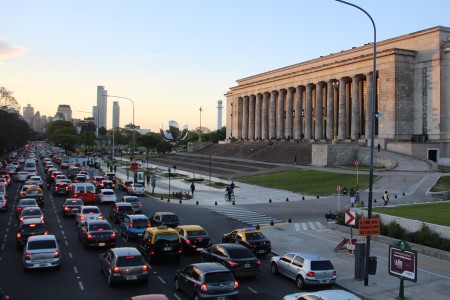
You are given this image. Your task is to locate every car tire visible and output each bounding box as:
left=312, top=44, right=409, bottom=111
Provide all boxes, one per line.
left=108, top=273, right=115, bottom=287
left=270, top=263, right=278, bottom=275
left=296, top=275, right=305, bottom=289
left=174, top=278, right=181, bottom=291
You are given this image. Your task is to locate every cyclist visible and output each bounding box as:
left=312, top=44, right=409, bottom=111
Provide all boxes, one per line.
left=225, top=185, right=234, bottom=201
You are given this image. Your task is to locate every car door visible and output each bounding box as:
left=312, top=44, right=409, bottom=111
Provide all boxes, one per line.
left=289, top=254, right=305, bottom=280
left=179, top=265, right=194, bottom=293
left=101, top=250, right=113, bottom=273
left=278, top=253, right=296, bottom=278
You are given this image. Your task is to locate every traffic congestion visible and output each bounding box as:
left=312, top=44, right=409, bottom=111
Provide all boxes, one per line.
left=0, top=142, right=345, bottom=300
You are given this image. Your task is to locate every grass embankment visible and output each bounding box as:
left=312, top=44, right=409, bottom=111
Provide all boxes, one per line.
left=372, top=202, right=450, bottom=227
left=237, top=169, right=372, bottom=196
left=430, top=176, right=450, bottom=192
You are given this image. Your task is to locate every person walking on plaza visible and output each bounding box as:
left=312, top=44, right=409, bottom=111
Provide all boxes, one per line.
left=350, top=188, right=356, bottom=207
left=114, top=165, right=117, bottom=173
left=230, top=181, right=235, bottom=190
left=382, top=190, right=389, bottom=206
left=146, top=175, right=150, bottom=186
left=190, top=182, right=195, bottom=196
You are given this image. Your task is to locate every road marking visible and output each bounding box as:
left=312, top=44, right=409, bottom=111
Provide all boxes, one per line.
left=78, top=281, right=84, bottom=291
left=5, top=228, right=8, bottom=232
left=65, top=241, right=68, bottom=246
left=60, top=224, right=63, bottom=229
left=158, top=276, right=166, bottom=284
left=69, top=252, right=73, bottom=258
left=1, top=244, right=4, bottom=250
left=302, top=223, right=308, bottom=230
left=74, top=266, right=78, bottom=274
left=61, top=230, right=64, bottom=235
left=172, top=294, right=182, bottom=300
left=247, top=287, right=258, bottom=294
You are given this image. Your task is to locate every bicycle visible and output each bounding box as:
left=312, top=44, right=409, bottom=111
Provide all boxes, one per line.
left=224, top=192, right=235, bottom=202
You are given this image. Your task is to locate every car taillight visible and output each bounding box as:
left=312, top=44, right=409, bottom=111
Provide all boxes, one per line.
left=234, top=280, right=239, bottom=290
left=112, top=267, right=120, bottom=273
left=64, top=207, right=70, bottom=211
left=99, top=215, right=104, bottom=219
left=256, top=260, right=261, bottom=265
left=333, top=270, right=337, bottom=276
left=54, top=251, right=59, bottom=258
left=200, top=283, right=207, bottom=293
left=185, top=239, right=191, bottom=244
left=142, top=265, right=148, bottom=271
left=139, top=203, right=143, bottom=207
left=129, top=221, right=133, bottom=228
left=226, top=260, right=239, bottom=267
left=44, top=231, right=48, bottom=235
left=306, top=271, right=315, bottom=277
left=110, top=233, right=116, bottom=238
left=25, top=253, right=31, bottom=260
left=80, top=215, right=85, bottom=220
left=19, top=217, right=24, bottom=221
left=16, top=233, right=21, bottom=238
left=87, top=234, right=93, bottom=239
left=17, top=207, right=23, bottom=211
left=197, top=237, right=203, bottom=241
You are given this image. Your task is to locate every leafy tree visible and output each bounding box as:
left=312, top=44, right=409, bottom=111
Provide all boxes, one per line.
left=0, top=87, right=20, bottom=111
left=0, top=110, right=33, bottom=153
left=138, top=133, right=161, bottom=150
left=156, top=140, right=172, bottom=154
left=45, top=120, right=77, bottom=148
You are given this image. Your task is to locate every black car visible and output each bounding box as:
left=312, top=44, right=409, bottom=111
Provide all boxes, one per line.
left=201, top=244, right=260, bottom=278
left=78, top=220, right=116, bottom=248
left=61, top=198, right=84, bottom=217
left=109, top=203, right=134, bottom=224
left=150, top=212, right=180, bottom=228
left=176, top=225, right=212, bottom=254
left=53, top=181, right=71, bottom=196
left=174, top=263, right=239, bottom=299
left=16, top=218, right=47, bottom=250
left=118, top=180, right=134, bottom=191
left=222, top=227, right=271, bottom=256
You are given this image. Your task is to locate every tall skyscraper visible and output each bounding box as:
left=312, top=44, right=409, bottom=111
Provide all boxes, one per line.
left=23, top=104, right=34, bottom=125
left=56, top=104, right=72, bottom=121
left=112, top=101, right=120, bottom=129
left=97, top=86, right=107, bottom=129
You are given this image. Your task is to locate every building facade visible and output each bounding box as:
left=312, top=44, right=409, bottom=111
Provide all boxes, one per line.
left=97, top=86, right=107, bottom=129
left=56, top=104, right=72, bottom=121
left=225, top=26, right=450, bottom=165
left=23, top=104, right=34, bottom=125
left=112, top=101, right=120, bottom=128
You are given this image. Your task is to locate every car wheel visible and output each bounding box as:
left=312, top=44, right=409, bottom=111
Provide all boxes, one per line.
left=174, top=278, right=181, bottom=291
left=108, top=273, right=115, bottom=287
left=270, top=262, right=278, bottom=275
left=296, top=275, right=305, bottom=289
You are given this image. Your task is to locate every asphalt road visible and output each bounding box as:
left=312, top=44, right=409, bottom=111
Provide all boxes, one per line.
left=0, top=159, right=309, bottom=300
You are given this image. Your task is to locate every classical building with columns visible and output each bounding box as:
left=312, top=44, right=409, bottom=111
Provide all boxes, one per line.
left=225, top=26, right=450, bottom=165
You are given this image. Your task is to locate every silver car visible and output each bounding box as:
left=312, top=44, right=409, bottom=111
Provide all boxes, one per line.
left=270, top=252, right=336, bottom=289
left=283, top=290, right=361, bottom=300
left=23, top=234, right=61, bottom=271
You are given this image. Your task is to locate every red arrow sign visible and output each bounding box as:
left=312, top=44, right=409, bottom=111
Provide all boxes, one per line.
left=345, top=210, right=356, bottom=225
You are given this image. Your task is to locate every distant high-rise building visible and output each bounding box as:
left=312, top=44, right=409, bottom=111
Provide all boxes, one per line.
left=32, top=111, right=41, bottom=132
left=23, top=104, right=34, bottom=125
left=217, top=100, right=223, bottom=129
left=40, top=115, right=47, bottom=133
left=112, top=101, right=120, bottom=128
left=97, top=86, right=107, bottom=129
left=56, top=104, right=72, bottom=121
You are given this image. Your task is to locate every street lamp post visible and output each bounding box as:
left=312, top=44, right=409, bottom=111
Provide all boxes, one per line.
left=336, top=0, right=377, bottom=286
left=199, top=107, right=203, bottom=142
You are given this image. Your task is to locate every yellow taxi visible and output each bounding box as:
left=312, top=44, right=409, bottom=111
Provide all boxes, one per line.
left=175, top=225, right=212, bottom=253
left=136, top=225, right=182, bottom=263
left=222, top=226, right=272, bottom=256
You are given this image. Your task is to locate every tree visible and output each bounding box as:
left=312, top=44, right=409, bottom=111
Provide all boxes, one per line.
left=0, top=110, right=33, bottom=153
left=0, top=87, right=20, bottom=111
left=156, top=140, right=172, bottom=154
left=138, top=133, right=161, bottom=150
left=45, top=120, right=77, bottom=150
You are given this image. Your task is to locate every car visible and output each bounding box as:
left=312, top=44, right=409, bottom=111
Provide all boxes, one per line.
left=0, top=183, right=7, bottom=199
left=53, top=181, right=71, bottom=196
left=60, top=160, right=70, bottom=169
left=104, top=172, right=116, bottom=184
left=92, top=175, right=104, bottom=187
left=50, top=170, right=63, bottom=182
left=127, top=295, right=169, bottom=300
left=19, top=184, right=37, bottom=198
left=222, top=226, right=272, bottom=256
left=127, top=183, right=145, bottom=195
left=118, top=196, right=143, bottom=214
left=61, top=198, right=84, bottom=217
left=0, top=195, right=8, bottom=211
left=23, top=234, right=60, bottom=271
left=78, top=220, right=116, bottom=248
left=24, top=187, right=44, bottom=207
left=75, top=206, right=104, bottom=226
left=150, top=212, right=180, bottom=228
left=174, top=262, right=239, bottom=300
left=119, top=214, right=151, bottom=241
left=270, top=252, right=337, bottom=289
left=282, top=290, right=361, bottom=300
left=98, top=179, right=115, bottom=192
left=97, top=189, right=118, bottom=204
left=74, top=174, right=88, bottom=183
left=109, top=202, right=134, bottom=224
left=54, top=174, right=67, bottom=182
left=118, top=180, right=134, bottom=191
left=16, top=198, right=39, bottom=218
left=1, top=174, right=11, bottom=187
left=16, top=218, right=47, bottom=250
left=201, top=244, right=260, bottom=278
left=79, top=170, right=90, bottom=181
left=176, top=225, right=212, bottom=254
left=18, top=207, right=44, bottom=223
left=28, top=175, right=44, bottom=189
left=26, top=168, right=38, bottom=177
left=99, top=247, right=150, bottom=287
left=137, top=225, right=182, bottom=263
left=16, top=171, right=29, bottom=182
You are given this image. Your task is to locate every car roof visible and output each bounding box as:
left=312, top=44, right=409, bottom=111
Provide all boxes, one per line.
left=191, top=262, right=230, bottom=273
left=28, top=234, right=56, bottom=241
left=155, top=211, right=177, bottom=216
left=65, top=198, right=83, bottom=203
left=81, top=205, right=100, bottom=209
left=145, top=226, right=178, bottom=234
left=128, top=214, right=149, bottom=220
left=285, top=252, right=331, bottom=261
left=85, top=219, right=109, bottom=225
left=100, top=188, right=115, bottom=193
left=177, top=225, right=205, bottom=231
left=127, top=295, right=170, bottom=300
left=111, top=247, right=141, bottom=256
left=123, top=196, right=140, bottom=200
left=116, top=202, right=132, bottom=207
left=21, top=218, right=45, bottom=225
left=216, top=243, right=250, bottom=250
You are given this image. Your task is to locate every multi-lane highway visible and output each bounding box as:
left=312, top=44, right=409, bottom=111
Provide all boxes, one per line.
left=0, top=157, right=303, bottom=300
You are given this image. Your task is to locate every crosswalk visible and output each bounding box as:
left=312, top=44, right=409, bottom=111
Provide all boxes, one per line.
left=294, top=222, right=325, bottom=231
left=208, top=206, right=283, bottom=227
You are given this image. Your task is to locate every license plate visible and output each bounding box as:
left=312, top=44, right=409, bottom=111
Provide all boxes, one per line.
left=126, top=275, right=137, bottom=280
left=320, top=279, right=329, bottom=283
left=258, top=250, right=266, bottom=253
left=244, top=263, right=251, bottom=268
left=99, top=243, right=105, bottom=246
left=164, top=247, right=172, bottom=251
left=196, top=248, right=204, bottom=252
left=218, top=297, right=225, bottom=300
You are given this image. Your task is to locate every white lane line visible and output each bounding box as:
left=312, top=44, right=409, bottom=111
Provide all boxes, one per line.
left=158, top=276, right=166, bottom=284
left=74, top=266, right=78, bottom=274
left=78, top=281, right=84, bottom=291
left=1, top=244, right=4, bottom=250
left=309, top=222, right=316, bottom=230
left=302, top=223, right=308, bottom=230
left=69, top=252, right=73, bottom=258
left=5, top=228, right=8, bottom=232
left=61, top=230, right=65, bottom=235
left=59, top=224, right=63, bottom=229
left=172, top=294, right=182, bottom=300
left=295, top=223, right=300, bottom=231
left=247, top=286, right=258, bottom=294
left=65, top=241, right=68, bottom=246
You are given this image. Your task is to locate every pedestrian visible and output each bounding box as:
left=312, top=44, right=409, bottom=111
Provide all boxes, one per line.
left=342, top=186, right=348, bottom=195
left=114, top=165, right=117, bottom=173
left=230, top=181, right=235, bottom=190
left=190, top=182, right=195, bottom=196
left=146, top=175, right=150, bottom=185
left=377, top=143, right=381, bottom=152
left=383, top=190, right=389, bottom=206
left=355, top=192, right=360, bottom=203
left=350, top=188, right=356, bottom=207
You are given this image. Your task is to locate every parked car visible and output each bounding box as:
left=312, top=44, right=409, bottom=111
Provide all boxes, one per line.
left=99, top=247, right=149, bottom=286
left=118, top=196, right=143, bottom=214
left=78, top=220, right=116, bottom=248
left=109, top=203, right=134, bottom=224
left=137, top=225, right=182, bottom=263
left=176, top=225, right=212, bottom=254
left=150, top=212, right=180, bottom=228
left=283, top=290, right=361, bottom=300
left=118, top=180, right=134, bottom=191
left=23, top=234, right=61, bottom=271
left=222, top=226, right=271, bottom=256
left=75, top=206, right=104, bottom=226
left=97, top=189, right=118, bottom=204
left=270, top=252, right=337, bottom=289
left=61, top=198, right=84, bottom=217
left=16, top=218, right=47, bottom=250
left=201, top=244, right=260, bottom=278
left=174, top=262, right=239, bottom=299
left=119, top=214, right=151, bottom=241
left=127, top=183, right=145, bottom=196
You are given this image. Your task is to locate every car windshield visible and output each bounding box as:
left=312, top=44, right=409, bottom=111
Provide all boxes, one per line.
left=162, top=215, right=179, bottom=222
left=226, top=247, right=253, bottom=259
left=187, top=230, right=208, bottom=237
left=125, top=197, right=139, bottom=203
left=21, top=200, right=37, bottom=206
left=204, top=272, right=234, bottom=283
left=83, top=208, right=100, bottom=214
left=132, top=219, right=149, bottom=228
left=28, top=240, right=56, bottom=250
left=245, top=232, right=265, bottom=240
left=26, top=190, right=42, bottom=196
left=311, top=260, right=334, bottom=270
left=116, top=255, right=145, bottom=267
left=154, top=233, right=179, bottom=243
left=89, top=223, right=111, bottom=231
left=22, top=223, right=45, bottom=232
left=103, top=191, right=115, bottom=196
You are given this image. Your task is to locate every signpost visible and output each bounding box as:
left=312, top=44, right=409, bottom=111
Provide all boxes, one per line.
left=389, top=242, right=417, bottom=299
left=345, top=210, right=356, bottom=239
left=337, top=185, right=341, bottom=211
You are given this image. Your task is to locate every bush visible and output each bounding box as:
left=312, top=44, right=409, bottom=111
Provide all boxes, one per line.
left=386, top=221, right=406, bottom=239
left=413, top=223, right=443, bottom=249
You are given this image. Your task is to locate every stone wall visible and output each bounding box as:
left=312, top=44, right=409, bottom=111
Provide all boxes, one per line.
left=312, top=144, right=358, bottom=166
left=187, top=142, right=212, bottom=153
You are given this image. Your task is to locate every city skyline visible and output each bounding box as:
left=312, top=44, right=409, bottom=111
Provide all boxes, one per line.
left=1, top=0, right=450, bottom=132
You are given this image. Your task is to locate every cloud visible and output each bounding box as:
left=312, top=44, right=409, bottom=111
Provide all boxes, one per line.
left=0, top=37, right=27, bottom=61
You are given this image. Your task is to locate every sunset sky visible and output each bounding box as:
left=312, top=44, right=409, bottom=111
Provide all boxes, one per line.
left=1, top=0, right=449, bottom=132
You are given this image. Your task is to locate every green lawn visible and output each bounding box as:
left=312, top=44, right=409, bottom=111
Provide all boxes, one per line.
left=430, top=176, right=450, bottom=192
left=373, top=202, right=450, bottom=227
left=237, top=169, right=372, bottom=196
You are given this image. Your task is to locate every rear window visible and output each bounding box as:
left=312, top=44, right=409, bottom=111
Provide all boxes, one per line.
left=245, top=232, right=265, bottom=240
left=204, top=271, right=234, bottom=283
left=116, top=255, right=145, bottom=267
left=162, top=215, right=179, bottom=222
left=103, top=191, right=115, bottom=196
left=125, top=197, right=139, bottom=203
left=132, top=218, right=149, bottom=228
left=21, top=200, right=37, bottom=205
left=311, top=260, right=334, bottom=270
left=133, top=184, right=143, bottom=188
left=22, top=223, right=45, bottom=232
left=226, top=247, right=254, bottom=259
left=187, top=230, right=208, bottom=237
left=22, top=209, right=41, bottom=216
left=154, top=233, right=179, bottom=243
left=119, top=206, right=133, bottom=212
left=28, top=240, right=57, bottom=250
left=89, top=223, right=111, bottom=231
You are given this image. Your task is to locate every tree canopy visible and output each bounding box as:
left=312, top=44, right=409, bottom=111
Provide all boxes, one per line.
left=0, top=110, right=33, bottom=153
left=0, top=87, right=20, bottom=111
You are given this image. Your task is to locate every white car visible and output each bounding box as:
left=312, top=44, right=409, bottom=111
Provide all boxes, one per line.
left=127, top=183, right=145, bottom=195
left=16, top=171, right=29, bottom=182
left=27, top=168, right=38, bottom=177
left=55, top=174, right=67, bottom=182
left=283, top=290, right=361, bottom=300
left=23, top=235, right=60, bottom=271
left=97, top=189, right=117, bottom=204
left=28, top=175, right=44, bottom=188
left=75, top=206, right=103, bottom=226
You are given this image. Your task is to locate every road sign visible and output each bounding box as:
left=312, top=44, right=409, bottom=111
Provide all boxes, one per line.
left=389, top=246, right=418, bottom=282
left=345, top=210, right=356, bottom=225
left=337, top=185, right=341, bottom=192
left=354, top=160, right=359, bottom=166
left=358, top=218, right=380, bottom=236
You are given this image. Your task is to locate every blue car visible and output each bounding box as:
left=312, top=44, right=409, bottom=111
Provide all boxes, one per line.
left=119, top=214, right=150, bottom=241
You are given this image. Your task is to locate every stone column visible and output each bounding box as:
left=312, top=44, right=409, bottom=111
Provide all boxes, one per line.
left=242, top=96, right=249, bottom=139
left=315, top=82, right=324, bottom=140
left=338, top=78, right=347, bottom=140
left=277, top=89, right=286, bottom=139
left=269, top=91, right=277, bottom=139
left=305, top=84, right=314, bottom=140
left=286, top=88, right=294, bottom=139
left=249, top=95, right=256, bottom=140
left=351, top=76, right=361, bottom=140
left=365, top=73, right=373, bottom=140
left=294, top=86, right=304, bottom=140
left=237, top=97, right=243, bottom=139
left=262, top=92, right=269, bottom=139
left=255, top=93, right=262, bottom=139
left=326, top=81, right=334, bottom=140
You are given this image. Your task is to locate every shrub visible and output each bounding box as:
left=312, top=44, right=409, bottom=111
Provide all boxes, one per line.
left=413, top=223, right=443, bottom=248
left=386, top=221, right=406, bottom=239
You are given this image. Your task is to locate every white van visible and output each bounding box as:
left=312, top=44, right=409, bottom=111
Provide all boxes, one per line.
left=24, top=159, right=36, bottom=171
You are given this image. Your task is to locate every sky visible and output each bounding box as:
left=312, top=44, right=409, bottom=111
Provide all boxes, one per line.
left=1, top=0, right=449, bottom=133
